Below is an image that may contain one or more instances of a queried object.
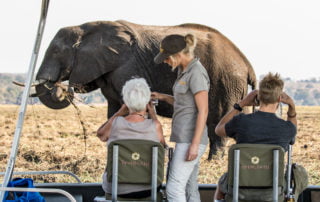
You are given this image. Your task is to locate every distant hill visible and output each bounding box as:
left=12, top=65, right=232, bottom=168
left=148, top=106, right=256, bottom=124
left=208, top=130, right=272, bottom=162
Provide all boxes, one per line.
left=282, top=77, right=320, bottom=106
left=0, top=73, right=29, bottom=104
left=1, top=73, right=320, bottom=106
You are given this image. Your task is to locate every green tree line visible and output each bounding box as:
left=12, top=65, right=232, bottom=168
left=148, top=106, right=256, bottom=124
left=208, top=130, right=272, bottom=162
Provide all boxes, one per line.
left=1, top=73, right=320, bottom=106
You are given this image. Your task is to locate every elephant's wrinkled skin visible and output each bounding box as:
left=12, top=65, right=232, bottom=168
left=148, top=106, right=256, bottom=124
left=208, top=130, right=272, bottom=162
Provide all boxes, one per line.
left=35, top=20, right=256, bottom=159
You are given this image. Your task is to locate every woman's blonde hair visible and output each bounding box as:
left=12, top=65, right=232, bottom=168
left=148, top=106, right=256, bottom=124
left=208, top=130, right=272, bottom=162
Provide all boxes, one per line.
left=258, top=72, right=284, bottom=104
left=169, top=34, right=197, bottom=70
left=182, top=33, right=197, bottom=56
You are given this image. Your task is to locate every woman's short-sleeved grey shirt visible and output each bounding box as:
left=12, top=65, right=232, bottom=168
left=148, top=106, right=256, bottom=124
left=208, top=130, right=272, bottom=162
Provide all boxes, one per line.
left=171, top=58, right=210, bottom=145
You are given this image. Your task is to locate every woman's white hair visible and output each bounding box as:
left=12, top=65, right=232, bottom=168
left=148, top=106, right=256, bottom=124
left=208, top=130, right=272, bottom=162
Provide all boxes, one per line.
left=122, top=78, right=151, bottom=112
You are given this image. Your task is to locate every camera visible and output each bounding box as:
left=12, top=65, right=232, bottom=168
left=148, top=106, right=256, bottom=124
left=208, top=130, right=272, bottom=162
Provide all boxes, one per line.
left=151, top=99, right=159, bottom=106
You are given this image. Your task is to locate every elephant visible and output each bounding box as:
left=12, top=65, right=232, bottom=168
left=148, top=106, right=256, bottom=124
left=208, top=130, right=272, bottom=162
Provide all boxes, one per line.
left=35, top=20, right=256, bottom=160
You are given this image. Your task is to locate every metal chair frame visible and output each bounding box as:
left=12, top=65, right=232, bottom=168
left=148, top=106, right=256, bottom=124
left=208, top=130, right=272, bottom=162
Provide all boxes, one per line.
left=232, top=148, right=280, bottom=202
left=110, top=143, right=161, bottom=202
left=229, top=144, right=296, bottom=202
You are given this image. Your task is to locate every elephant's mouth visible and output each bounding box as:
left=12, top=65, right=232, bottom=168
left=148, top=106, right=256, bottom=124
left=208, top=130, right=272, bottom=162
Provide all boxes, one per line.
left=33, top=81, right=74, bottom=109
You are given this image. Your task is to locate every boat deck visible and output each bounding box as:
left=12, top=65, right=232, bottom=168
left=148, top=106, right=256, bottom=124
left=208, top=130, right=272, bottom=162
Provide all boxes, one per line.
left=29, top=183, right=319, bottom=202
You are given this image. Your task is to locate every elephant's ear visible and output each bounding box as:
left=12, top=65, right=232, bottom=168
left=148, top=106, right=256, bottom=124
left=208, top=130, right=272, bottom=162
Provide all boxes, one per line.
left=69, top=21, right=135, bottom=85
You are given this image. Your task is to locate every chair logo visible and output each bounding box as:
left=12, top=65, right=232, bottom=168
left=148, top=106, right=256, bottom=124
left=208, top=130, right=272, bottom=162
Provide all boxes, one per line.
left=251, top=156, right=260, bottom=164
left=131, top=152, right=140, bottom=160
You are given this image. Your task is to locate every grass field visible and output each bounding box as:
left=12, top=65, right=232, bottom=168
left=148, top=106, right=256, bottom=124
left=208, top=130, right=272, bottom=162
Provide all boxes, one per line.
left=0, top=104, right=319, bottom=185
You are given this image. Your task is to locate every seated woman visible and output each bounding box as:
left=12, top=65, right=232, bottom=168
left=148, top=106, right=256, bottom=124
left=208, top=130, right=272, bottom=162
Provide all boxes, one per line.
left=97, top=78, right=165, bottom=198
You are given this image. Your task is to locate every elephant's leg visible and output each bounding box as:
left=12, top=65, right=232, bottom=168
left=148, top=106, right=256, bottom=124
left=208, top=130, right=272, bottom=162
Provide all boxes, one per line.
left=207, top=122, right=224, bottom=160
left=207, top=125, right=217, bottom=160
left=95, top=77, right=122, bottom=118
left=206, top=110, right=225, bottom=160
left=100, top=88, right=121, bottom=118
left=106, top=97, right=121, bottom=118
left=207, top=125, right=224, bottom=160
left=207, top=101, right=238, bottom=160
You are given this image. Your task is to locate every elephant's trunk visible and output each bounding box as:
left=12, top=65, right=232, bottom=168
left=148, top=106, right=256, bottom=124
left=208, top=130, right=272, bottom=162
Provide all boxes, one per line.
left=34, top=80, right=74, bottom=109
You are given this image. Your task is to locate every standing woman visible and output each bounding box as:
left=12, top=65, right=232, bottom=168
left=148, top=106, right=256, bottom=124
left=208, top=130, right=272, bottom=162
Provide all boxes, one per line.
left=152, top=34, right=209, bottom=202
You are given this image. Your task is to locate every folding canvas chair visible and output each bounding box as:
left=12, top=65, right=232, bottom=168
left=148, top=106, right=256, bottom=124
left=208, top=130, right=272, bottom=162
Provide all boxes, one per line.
left=101, top=139, right=165, bottom=202
left=226, top=144, right=287, bottom=202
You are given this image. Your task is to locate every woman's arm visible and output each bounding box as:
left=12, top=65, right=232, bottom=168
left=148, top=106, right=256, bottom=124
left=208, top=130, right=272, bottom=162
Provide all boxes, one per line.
left=97, top=104, right=128, bottom=142
left=147, top=102, right=166, bottom=146
left=151, top=92, right=174, bottom=105
left=186, top=90, right=208, bottom=161
left=155, top=120, right=166, bottom=146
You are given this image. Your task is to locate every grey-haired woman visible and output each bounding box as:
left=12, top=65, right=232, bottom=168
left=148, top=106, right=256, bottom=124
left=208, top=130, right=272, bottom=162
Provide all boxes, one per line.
left=97, top=78, right=165, bottom=198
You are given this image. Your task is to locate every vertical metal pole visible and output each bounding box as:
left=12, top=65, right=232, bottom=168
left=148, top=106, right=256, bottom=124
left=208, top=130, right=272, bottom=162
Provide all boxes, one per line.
left=286, top=145, right=293, bottom=199
left=273, top=150, right=279, bottom=202
left=112, top=145, right=119, bottom=202
left=166, top=147, right=173, bottom=182
left=151, top=147, right=158, bottom=202
left=0, top=1, right=50, bottom=201
left=233, top=150, right=240, bottom=202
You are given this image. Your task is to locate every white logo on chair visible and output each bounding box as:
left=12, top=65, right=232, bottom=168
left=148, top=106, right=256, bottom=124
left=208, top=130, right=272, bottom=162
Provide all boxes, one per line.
left=251, top=156, right=260, bottom=164
left=131, top=152, right=140, bottom=160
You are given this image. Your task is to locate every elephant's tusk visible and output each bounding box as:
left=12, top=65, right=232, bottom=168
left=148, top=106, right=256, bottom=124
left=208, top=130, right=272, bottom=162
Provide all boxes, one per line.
left=107, top=46, right=119, bottom=55
left=12, top=81, right=28, bottom=87
left=12, top=80, right=46, bottom=87
left=30, top=92, right=46, bottom=97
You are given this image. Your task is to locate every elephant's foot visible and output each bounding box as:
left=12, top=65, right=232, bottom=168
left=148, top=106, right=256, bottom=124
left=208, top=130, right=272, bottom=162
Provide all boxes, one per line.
left=207, top=140, right=226, bottom=160
left=207, top=145, right=217, bottom=160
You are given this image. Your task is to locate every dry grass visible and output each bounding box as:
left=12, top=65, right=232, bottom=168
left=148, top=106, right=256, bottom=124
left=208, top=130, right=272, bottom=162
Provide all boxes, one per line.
left=0, top=105, right=319, bottom=185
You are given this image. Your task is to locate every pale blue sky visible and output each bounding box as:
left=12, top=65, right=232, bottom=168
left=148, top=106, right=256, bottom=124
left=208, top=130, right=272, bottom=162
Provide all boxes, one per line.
left=1, top=0, right=320, bottom=80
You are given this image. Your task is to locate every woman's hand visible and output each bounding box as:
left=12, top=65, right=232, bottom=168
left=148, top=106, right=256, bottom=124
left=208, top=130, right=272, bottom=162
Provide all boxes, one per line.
left=186, top=143, right=199, bottom=161
left=151, top=92, right=164, bottom=101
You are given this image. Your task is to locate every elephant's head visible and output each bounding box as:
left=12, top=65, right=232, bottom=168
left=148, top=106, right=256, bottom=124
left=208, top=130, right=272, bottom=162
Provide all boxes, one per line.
left=35, top=26, right=82, bottom=109
left=35, top=21, right=134, bottom=109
